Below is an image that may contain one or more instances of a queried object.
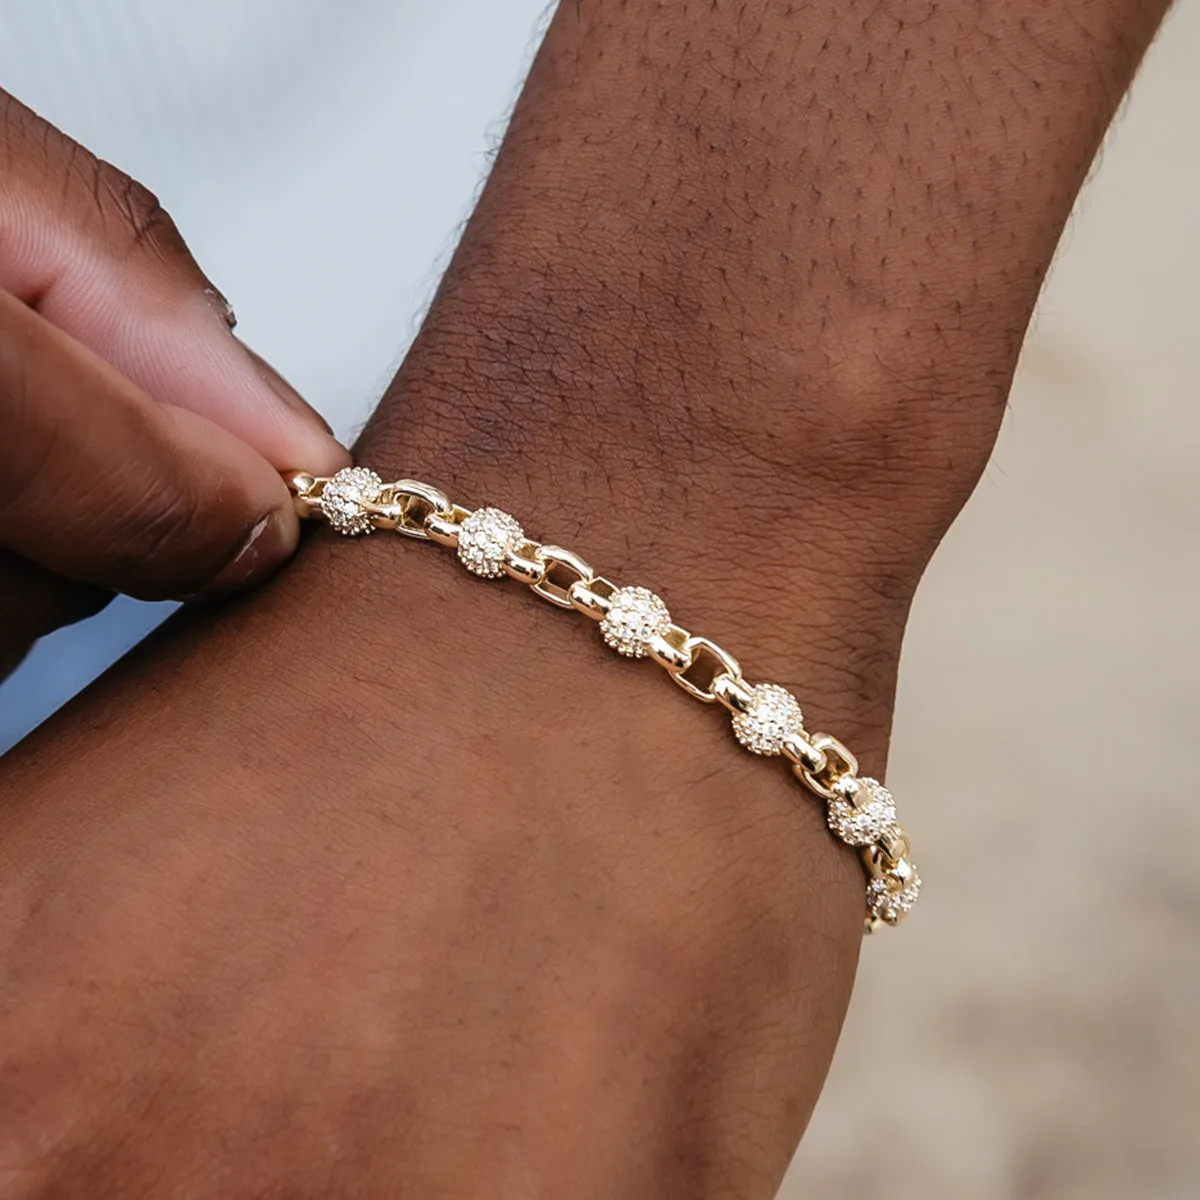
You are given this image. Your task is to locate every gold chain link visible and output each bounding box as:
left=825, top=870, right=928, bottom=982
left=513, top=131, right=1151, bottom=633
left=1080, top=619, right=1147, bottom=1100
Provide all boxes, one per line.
left=529, top=545, right=595, bottom=608
left=288, top=469, right=921, bottom=934
left=667, top=636, right=742, bottom=704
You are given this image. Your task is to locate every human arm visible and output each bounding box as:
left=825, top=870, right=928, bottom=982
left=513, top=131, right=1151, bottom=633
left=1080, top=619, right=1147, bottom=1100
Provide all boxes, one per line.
left=0, top=1, right=1171, bottom=1195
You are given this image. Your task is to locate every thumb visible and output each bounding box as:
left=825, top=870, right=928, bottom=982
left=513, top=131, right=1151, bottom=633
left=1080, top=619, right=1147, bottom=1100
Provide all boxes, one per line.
left=0, top=90, right=348, bottom=477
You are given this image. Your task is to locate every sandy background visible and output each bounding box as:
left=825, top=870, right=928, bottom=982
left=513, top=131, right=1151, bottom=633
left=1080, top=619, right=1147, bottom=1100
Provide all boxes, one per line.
left=0, top=2, right=1196, bottom=1196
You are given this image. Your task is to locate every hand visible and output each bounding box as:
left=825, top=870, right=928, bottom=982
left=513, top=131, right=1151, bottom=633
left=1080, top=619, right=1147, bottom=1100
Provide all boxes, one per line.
left=0, top=91, right=347, bottom=678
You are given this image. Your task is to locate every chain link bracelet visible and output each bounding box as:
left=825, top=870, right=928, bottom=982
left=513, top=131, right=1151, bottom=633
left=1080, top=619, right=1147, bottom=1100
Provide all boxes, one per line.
left=287, top=466, right=921, bottom=934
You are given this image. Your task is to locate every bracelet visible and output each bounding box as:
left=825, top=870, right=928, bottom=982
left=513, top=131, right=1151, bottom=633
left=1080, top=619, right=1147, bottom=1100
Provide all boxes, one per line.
left=287, top=466, right=921, bottom=934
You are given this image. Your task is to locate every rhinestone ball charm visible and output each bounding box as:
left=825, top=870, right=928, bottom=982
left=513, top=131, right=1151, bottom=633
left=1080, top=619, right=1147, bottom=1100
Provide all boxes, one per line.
left=600, top=587, right=671, bottom=658
left=730, top=683, right=805, bottom=756
left=827, top=777, right=898, bottom=847
left=866, top=863, right=921, bottom=926
left=457, top=507, right=525, bottom=578
left=320, top=467, right=383, bottom=536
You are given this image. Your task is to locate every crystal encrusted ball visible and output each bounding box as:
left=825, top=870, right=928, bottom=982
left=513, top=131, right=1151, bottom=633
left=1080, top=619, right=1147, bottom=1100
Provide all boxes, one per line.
left=320, top=467, right=383, bottom=536
left=599, top=586, right=671, bottom=658
left=730, top=683, right=805, bottom=756
left=457, top=507, right=524, bottom=578
left=827, top=777, right=897, bottom=847
left=866, top=864, right=922, bottom=925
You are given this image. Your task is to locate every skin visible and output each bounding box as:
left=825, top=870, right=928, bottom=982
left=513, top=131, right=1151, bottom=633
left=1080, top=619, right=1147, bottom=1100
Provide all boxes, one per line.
left=0, top=1, right=1173, bottom=1196
left=0, top=89, right=348, bottom=676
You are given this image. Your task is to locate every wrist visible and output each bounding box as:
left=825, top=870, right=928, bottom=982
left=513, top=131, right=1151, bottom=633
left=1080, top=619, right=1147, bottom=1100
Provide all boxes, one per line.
left=353, top=274, right=986, bottom=773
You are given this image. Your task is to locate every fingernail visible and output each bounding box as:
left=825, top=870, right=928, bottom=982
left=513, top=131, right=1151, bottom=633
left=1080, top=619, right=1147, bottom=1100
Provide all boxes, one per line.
left=183, top=507, right=297, bottom=602
left=203, top=285, right=238, bottom=330
left=238, top=340, right=336, bottom=437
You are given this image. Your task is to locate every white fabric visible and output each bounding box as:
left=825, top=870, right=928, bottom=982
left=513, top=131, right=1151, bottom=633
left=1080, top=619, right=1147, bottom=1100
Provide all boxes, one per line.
left=0, top=0, right=550, bottom=747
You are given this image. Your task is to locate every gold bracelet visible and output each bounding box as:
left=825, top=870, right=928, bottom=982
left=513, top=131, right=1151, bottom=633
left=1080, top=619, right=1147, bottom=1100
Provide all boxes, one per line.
left=287, top=466, right=921, bottom=934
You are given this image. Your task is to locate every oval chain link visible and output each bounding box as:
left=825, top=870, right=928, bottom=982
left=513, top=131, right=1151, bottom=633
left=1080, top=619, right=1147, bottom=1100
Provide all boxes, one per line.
left=665, top=635, right=743, bottom=704
left=387, top=479, right=453, bottom=540
left=530, top=545, right=595, bottom=608
left=795, top=733, right=859, bottom=801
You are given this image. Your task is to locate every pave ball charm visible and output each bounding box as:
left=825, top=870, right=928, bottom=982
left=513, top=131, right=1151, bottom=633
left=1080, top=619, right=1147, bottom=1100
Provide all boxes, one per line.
left=730, top=683, right=805, bottom=755
left=320, top=467, right=384, bottom=536
left=866, top=860, right=922, bottom=926
left=827, top=777, right=897, bottom=847
left=600, top=586, right=672, bottom=657
left=283, top=462, right=921, bottom=934
left=457, top=507, right=525, bottom=578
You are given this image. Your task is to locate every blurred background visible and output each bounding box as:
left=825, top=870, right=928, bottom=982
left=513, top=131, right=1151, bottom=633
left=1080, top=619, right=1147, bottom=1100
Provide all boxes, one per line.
left=0, top=2, right=1196, bottom=1196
